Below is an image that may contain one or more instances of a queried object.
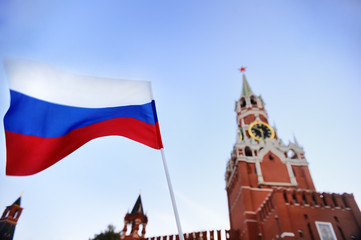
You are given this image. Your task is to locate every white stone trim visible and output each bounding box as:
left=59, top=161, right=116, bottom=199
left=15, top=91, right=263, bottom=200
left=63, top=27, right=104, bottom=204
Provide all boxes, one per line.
left=225, top=167, right=236, bottom=188
left=260, top=182, right=296, bottom=187
left=239, top=109, right=268, bottom=119
left=236, top=157, right=258, bottom=163
left=280, top=232, right=295, bottom=238
left=287, top=159, right=309, bottom=166
left=244, top=219, right=257, bottom=223
left=243, top=211, right=256, bottom=215
left=230, top=188, right=242, bottom=211
left=255, top=161, right=264, bottom=183
left=286, top=162, right=298, bottom=185
left=240, top=186, right=273, bottom=192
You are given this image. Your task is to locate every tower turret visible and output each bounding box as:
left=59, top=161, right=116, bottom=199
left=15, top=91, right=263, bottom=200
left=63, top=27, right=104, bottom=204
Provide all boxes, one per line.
left=0, top=196, right=23, bottom=240
left=121, top=195, right=148, bottom=240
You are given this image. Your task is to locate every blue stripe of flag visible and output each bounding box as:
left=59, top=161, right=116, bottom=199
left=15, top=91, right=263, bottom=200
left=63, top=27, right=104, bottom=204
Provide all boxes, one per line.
left=4, top=90, right=157, bottom=138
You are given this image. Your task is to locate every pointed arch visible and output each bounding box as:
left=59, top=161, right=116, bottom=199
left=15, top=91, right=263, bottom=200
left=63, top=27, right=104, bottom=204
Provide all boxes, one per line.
left=13, top=210, right=19, bottom=219
left=245, top=146, right=253, bottom=157
left=250, top=95, right=257, bottom=106
left=287, top=149, right=298, bottom=159
left=240, top=97, right=246, bottom=108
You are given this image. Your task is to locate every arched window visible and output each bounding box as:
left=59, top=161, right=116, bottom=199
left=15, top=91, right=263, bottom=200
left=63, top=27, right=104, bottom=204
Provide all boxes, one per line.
left=4, top=210, right=10, bottom=218
left=250, top=96, right=257, bottom=106
left=240, top=97, right=246, bottom=108
left=287, top=149, right=298, bottom=159
left=13, top=210, right=19, bottom=219
left=245, top=147, right=253, bottom=157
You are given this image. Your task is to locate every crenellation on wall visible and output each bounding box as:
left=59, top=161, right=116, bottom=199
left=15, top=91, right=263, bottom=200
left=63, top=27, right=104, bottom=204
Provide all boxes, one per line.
left=146, top=230, right=233, bottom=240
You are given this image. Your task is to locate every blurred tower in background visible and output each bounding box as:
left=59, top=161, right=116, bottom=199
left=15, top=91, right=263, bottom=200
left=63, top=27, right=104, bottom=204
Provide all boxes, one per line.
left=0, top=196, right=23, bottom=240
left=225, top=69, right=361, bottom=240
left=121, top=195, right=148, bottom=240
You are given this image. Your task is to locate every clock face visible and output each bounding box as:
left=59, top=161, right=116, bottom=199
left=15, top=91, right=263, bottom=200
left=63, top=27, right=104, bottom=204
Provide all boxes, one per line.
left=248, top=122, right=275, bottom=141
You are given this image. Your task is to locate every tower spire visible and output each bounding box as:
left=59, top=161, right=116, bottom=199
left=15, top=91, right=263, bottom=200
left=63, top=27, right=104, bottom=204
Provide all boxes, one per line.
left=240, top=67, right=254, bottom=97
left=293, top=133, right=300, bottom=146
left=12, top=197, right=21, bottom=207
left=130, top=195, right=144, bottom=216
left=0, top=196, right=23, bottom=240
left=121, top=195, right=148, bottom=240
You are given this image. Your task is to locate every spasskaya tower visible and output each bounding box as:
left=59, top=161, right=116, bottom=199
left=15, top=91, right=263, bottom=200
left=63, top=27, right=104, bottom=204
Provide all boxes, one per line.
left=225, top=68, right=361, bottom=240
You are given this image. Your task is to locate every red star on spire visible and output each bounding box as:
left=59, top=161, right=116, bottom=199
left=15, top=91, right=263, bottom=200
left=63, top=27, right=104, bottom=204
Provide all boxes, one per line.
left=240, top=66, right=246, bottom=72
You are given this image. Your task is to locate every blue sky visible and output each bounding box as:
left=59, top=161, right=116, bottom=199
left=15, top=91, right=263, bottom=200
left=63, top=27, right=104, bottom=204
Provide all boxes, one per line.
left=0, top=1, right=361, bottom=240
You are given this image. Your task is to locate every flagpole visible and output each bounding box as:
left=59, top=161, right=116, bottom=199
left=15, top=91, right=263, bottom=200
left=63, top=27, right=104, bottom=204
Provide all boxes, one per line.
left=149, top=82, right=184, bottom=240
left=160, top=148, right=185, bottom=240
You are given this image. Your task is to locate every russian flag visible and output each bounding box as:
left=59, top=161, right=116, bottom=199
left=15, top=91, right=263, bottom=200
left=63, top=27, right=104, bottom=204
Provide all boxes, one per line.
left=3, top=59, right=163, bottom=176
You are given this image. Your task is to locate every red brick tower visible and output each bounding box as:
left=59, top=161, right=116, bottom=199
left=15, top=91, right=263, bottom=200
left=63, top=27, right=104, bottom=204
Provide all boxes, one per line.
left=0, top=196, right=23, bottom=240
left=121, top=195, right=148, bottom=240
left=225, top=70, right=361, bottom=240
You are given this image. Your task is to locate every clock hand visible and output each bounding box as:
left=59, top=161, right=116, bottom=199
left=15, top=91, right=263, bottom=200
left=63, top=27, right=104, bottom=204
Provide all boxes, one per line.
left=259, top=128, right=264, bottom=140
left=253, top=126, right=264, bottom=139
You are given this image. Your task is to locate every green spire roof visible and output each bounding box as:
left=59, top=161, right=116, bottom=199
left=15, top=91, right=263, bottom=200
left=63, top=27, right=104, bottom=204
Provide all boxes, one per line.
left=241, top=74, right=254, bottom=97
